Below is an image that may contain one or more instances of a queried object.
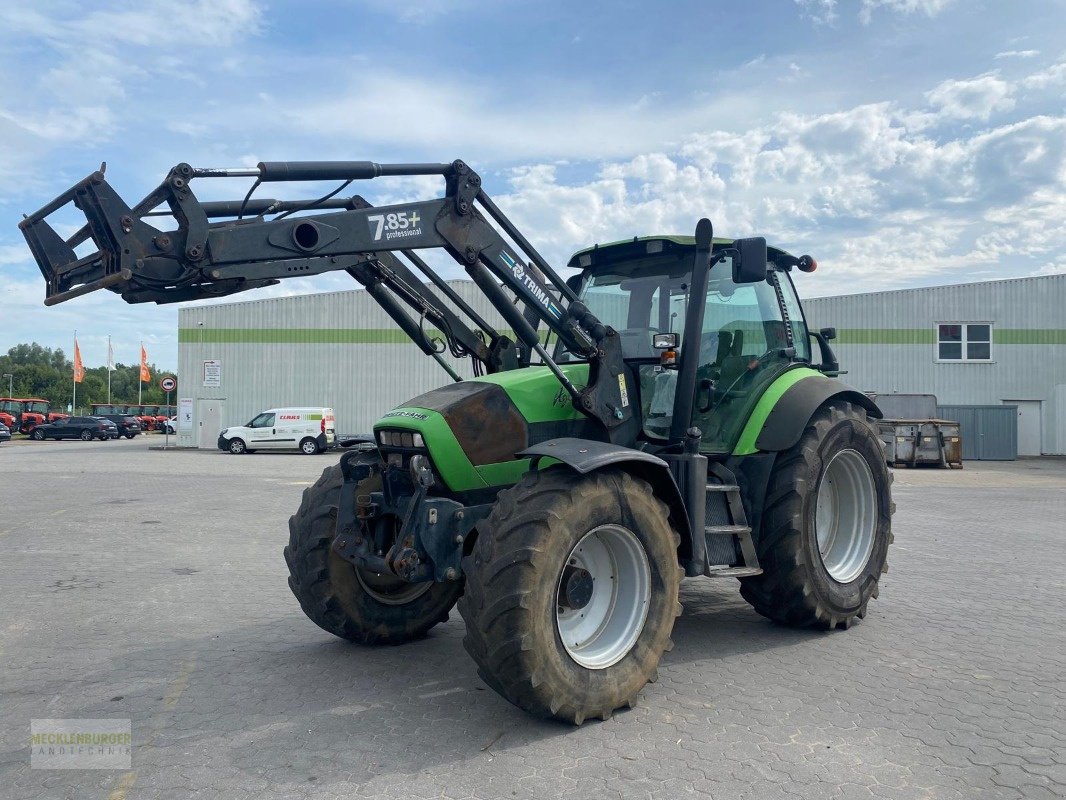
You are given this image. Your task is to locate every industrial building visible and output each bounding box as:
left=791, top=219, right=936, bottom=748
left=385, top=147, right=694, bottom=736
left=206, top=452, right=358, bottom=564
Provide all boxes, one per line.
left=174, top=281, right=502, bottom=448
left=176, top=273, right=1066, bottom=456
left=804, top=273, right=1066, bottom=456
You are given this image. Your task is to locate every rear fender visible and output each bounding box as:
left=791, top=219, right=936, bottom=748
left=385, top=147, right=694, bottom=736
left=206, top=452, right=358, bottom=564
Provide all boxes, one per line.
left=752, top=375, right=882, bottom=453
left=518, top=438, right=691, bottom=544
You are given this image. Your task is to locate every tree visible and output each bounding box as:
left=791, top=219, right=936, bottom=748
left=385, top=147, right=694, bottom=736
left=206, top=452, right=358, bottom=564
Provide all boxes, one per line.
left=0, top=343, right=174, bottom=413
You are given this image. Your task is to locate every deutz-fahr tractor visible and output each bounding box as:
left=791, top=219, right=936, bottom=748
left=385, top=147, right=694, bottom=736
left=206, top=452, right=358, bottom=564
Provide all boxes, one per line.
left=20, top=159, right=892, bottom=723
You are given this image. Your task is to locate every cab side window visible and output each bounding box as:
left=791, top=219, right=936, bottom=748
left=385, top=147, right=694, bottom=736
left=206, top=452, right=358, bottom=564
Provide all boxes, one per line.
left=249, top=413, right=275, bottom=428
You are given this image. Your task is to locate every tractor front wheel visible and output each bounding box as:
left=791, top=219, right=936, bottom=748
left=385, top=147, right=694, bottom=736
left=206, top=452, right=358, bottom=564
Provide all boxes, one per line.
left=740, top=400, right=893, bottom=629
left=284, top=464, right=462, bottom=644
left=459, top=467, right=682, bottom=724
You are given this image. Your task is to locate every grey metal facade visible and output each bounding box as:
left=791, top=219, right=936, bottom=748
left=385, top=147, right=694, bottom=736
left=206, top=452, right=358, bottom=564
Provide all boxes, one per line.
left=937, top=405, right=1018, bottom=461
left=803, top=274, right=1066, bottom=455
left=175, top=281, right=507, bottom=447
left=176, top=273, right=1066, bottom=455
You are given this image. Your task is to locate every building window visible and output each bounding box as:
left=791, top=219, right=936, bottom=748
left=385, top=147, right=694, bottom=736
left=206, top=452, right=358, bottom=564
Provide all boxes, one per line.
left=937, top=323, right=992, bottom=362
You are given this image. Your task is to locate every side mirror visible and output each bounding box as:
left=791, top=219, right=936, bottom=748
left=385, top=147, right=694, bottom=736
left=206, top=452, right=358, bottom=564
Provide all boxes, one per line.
left=732, top=237, right=768, bottom=283
left=819, top=327, right=837, bottom=341
left=652, top=333, right=679, bottom=350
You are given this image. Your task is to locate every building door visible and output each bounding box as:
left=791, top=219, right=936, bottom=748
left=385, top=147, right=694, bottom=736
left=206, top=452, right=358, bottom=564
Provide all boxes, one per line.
left=197, top=399, right=225, bottom=449
left=1003, top=400, right=1042, bottom=456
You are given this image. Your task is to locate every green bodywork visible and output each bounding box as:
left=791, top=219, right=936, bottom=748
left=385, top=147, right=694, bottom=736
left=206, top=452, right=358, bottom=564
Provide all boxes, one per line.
left=374, top=364, right=590, bottom=492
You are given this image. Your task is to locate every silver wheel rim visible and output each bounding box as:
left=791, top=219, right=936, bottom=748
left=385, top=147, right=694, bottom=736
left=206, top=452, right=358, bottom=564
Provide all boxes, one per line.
left=230, top=440, right=244, bottom=454
left=302, top=440, right=316, bottom=454
left=816, top=448, right=878, bottom=583
left=556, top=524, right=651, bottom=670
left=354, top=568, right=432, bottom=605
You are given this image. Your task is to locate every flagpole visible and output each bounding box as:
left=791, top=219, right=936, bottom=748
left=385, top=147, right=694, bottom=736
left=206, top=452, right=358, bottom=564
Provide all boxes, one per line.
left=138, top=341, right=143, bottom=406
left=107, top=334, right=112, bottom=404
left=72, top=330, right=77, bottom=414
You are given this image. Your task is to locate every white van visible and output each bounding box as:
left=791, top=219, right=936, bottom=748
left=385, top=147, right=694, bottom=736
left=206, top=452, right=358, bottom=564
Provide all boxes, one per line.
left=218, top=407, right=336, bottom=455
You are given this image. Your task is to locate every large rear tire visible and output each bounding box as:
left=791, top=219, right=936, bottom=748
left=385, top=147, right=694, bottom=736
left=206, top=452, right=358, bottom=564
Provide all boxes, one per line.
left=458, top=467, right=682, bottom=724
left=284, top=464, right=462, bottom=644
left=740, top=400, right=893, bottom=629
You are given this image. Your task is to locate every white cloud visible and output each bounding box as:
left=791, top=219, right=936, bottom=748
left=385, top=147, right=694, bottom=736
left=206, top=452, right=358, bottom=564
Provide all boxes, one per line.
left=924, top=74, right=1015, bottom=120
left=995, top=50, right=1040, bottom=60
left=860, top=0, right=954, bottom=24
left=794, top=0, right=838, bottom=25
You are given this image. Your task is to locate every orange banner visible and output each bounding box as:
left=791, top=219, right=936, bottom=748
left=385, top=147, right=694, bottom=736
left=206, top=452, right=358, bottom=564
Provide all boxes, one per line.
left=73, top=340, right=84, bottom=383
left=140, top=345, right=151, bottom=382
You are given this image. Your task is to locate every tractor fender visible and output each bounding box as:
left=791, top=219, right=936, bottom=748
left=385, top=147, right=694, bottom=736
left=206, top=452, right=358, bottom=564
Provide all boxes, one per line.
left=517, top=438, right=691, bottom=542
left=752, top=375, right=883, bottom=453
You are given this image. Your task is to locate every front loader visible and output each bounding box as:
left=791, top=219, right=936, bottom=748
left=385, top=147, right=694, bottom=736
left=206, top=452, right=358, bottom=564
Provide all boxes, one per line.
left=20, top=158, right=893, bottom=724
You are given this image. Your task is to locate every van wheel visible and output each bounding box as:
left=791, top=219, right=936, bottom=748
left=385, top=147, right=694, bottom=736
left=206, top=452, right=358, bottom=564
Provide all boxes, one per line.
left=228, top=438, right=247, bottom=455
left=300, top=438, right=320, bottom=455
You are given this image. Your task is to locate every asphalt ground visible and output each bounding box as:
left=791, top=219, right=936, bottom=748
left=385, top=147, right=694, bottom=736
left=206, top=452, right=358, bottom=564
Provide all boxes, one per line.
left=1, top=436, right=1064, bottom=799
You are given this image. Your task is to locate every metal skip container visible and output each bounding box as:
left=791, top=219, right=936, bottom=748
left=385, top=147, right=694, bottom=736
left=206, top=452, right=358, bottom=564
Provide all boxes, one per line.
left=869, top=394, right=963, bottom=468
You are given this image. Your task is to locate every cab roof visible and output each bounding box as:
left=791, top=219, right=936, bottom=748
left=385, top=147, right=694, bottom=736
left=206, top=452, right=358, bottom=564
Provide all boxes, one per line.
left=567, top=235, right=797, bottom=270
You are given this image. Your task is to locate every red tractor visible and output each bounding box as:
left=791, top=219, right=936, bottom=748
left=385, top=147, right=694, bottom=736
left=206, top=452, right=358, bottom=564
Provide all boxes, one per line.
left=0, top=397, right=68, bottom=434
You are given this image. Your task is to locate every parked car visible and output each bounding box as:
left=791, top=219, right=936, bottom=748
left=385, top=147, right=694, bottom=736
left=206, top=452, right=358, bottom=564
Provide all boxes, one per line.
left=162, top=416, right=178, bottom=435
left=218, top=407, right=336, bottom=455
left=95, top=414, right=143, bottom=439
left=0, top=421, right=10, bottom=444
left=30, top=416, right=117, bottom=441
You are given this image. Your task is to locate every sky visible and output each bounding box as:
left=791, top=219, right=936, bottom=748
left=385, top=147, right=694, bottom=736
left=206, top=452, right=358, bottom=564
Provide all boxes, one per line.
left=0, top=0, right=1064, bottom=368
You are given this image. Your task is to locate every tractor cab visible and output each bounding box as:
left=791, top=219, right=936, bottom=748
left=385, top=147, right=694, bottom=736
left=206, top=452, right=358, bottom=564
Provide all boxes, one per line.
left=561, top=236, right=816, bottom=454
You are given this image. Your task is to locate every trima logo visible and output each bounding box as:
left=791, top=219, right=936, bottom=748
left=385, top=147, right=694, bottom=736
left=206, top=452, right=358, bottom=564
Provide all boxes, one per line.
left=499, top=251, right=563, bottom=319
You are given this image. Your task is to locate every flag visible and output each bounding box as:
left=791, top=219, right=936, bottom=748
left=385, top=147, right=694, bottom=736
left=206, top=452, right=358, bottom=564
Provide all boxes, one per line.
left=107, top=338, right=115, bottom=371
left=140, top=344, right=151, bottom=382
left=73, top=339, right=84, bottom=383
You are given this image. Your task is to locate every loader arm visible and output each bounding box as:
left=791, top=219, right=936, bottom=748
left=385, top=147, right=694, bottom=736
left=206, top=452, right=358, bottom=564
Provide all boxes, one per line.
left=18, top=159, right=635, bottom=438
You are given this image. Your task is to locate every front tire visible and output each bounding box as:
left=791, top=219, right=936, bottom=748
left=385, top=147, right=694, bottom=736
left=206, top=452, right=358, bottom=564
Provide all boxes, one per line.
left=459, top=467, right=682, bottom=724
left=284, top=464, right=462, bottom=644
left=740, top=400, right=893, bottom=629
left=31, top=428, right=45, bottom=441
left=228, top=438, right=246, bottom=455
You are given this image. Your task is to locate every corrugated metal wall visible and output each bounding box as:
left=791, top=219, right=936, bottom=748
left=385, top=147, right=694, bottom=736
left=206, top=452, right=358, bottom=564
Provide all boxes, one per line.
left=177, top=281, right=511, bottom=445
left=803, top=274, right=1066, bottom=454
left=937, top=405, right=1018, bottom=460
left=175, top=273, right=1066, bottom=454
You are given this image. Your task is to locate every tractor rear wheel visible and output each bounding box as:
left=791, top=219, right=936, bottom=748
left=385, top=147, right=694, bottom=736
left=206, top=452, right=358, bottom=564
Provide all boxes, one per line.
left=459, top=467, right=682, bottom=724
left=740, top=400, right=893, bottom=629
left=284, top=464, right=462, bottom=644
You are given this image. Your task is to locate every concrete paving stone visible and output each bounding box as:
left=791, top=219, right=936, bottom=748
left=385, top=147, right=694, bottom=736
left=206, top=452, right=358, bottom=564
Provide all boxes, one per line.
left=1, top=440, right=1064, bottom=798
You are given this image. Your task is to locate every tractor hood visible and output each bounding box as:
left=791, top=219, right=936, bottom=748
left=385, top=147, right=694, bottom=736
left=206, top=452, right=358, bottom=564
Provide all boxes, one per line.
left=373, top=364, right=594, bottom=492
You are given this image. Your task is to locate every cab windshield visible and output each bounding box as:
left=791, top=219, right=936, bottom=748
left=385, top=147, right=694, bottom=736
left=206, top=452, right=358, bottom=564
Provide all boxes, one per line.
left=0, top=400, right=19, bottom=413
left=559, top=250, right=810, bottom=452
left=27, top=401, right=49, bottom=413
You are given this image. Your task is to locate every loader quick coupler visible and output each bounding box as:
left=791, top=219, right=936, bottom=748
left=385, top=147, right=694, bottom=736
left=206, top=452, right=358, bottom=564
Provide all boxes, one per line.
left=332, top=448, right=490, bottom=583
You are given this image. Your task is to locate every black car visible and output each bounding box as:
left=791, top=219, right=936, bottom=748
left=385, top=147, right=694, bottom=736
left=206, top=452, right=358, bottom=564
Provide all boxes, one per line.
left=95, top=414, right=142, bottom=439
left=0, top=421, right=10, bottom=444
left=30, top=416, right=117, bottom=441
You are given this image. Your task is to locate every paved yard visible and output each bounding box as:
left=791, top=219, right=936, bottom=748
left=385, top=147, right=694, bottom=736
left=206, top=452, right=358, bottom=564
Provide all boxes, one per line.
left=1, top=438, right=1063, bottom=799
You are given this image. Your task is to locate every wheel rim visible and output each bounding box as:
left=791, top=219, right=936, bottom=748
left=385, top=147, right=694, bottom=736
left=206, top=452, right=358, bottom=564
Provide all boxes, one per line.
left=555, top=524, right=651, bottom=670
left=230, top=440, right=244, bottom=454
left=354, top=567, right=432, bottom=605
left=302, top=440, right=316, bottom=454
left=816, top=448, right=878, bottom=583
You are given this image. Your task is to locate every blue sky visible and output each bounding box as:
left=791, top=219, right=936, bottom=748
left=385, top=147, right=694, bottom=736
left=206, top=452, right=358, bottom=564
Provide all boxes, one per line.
left=1, top=0, right=1064, bottom=367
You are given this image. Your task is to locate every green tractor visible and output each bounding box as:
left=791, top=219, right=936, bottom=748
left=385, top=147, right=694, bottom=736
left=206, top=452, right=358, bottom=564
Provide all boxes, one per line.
left=21, top=158, right=892, bottom=723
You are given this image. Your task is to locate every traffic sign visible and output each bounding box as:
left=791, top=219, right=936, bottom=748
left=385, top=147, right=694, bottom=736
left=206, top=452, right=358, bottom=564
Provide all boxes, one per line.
left=160, top=376, right=177, bottom=392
